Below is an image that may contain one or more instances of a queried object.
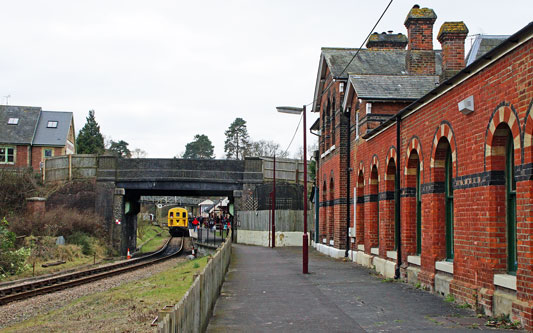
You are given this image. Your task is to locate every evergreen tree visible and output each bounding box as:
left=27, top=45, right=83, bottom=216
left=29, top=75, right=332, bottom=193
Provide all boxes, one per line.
left=109, top=140, right=131, bottom=158
left=224, top=118, right=250, bottom=160
left=182, top=134, right=215, bottom=159
left=76, top=110, right=105, bottom=154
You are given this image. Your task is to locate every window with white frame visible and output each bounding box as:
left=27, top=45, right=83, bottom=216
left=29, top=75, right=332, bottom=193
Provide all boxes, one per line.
left=47, top=121, right=58, bottom=128
left=0, top=146, right=15, bottom=164
left=7, top=118, right=19, bottom=125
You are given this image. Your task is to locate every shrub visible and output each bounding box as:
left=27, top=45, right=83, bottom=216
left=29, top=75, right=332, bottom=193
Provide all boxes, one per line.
left=0, top=167, right=41, bottom=218
left=67, top=231, right=94, bottom=255
left=9, top=206, right=104, bottom=239
left=0, top=217, right=30, bottom=278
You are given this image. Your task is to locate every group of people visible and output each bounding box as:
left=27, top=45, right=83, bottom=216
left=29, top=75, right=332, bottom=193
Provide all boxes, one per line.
left=190, top=214, right=232, bottom=231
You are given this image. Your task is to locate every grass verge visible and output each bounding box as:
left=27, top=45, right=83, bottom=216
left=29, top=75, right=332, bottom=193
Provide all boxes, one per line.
left=137, top=225, right=169, bottom=253
left=2, top=256, right=208, bottom=332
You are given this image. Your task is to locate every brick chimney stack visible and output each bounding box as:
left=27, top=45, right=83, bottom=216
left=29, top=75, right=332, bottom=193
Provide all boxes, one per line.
left=437, top=22, right=469, bottom=81
left=366, top=32, right=408, bottom=50
left=404, top=5, right=437, bottom=75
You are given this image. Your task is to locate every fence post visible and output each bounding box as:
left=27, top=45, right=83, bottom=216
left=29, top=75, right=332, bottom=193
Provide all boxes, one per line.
left=68, top=154, right=72, bottom=181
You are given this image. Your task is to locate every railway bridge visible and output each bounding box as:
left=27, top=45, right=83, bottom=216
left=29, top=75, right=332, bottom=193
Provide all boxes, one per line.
left=44, top=155, right=307, bottom=254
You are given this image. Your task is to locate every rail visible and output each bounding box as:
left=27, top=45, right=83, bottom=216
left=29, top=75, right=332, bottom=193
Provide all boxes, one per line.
left=0, top=236, right=185, bottom=306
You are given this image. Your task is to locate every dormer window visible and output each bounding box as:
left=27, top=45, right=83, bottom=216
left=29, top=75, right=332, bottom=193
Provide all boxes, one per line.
left=8, top=118, right=19, bottom=125
left=47, top=121, right=58, bottom=128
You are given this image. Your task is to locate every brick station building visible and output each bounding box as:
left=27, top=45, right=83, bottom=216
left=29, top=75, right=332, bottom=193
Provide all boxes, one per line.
left=312, top=5, right=533, bottom=328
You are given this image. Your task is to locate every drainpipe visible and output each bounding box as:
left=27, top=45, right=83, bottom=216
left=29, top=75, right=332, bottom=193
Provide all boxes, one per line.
left=345, top=107, right=351, bottom=257
left=394, top=116, right=402, bottom=279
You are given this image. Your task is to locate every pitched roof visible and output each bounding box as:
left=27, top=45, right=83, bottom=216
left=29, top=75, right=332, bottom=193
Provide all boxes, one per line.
left=33, top=111, right=73, bottom=146
left=466, top=35, right=509, bottom=66
left=0, top=105, right=41, bottom=144
left=322, top=48, right=443, bottom=78
left=349, top=74, right=440, bottom=100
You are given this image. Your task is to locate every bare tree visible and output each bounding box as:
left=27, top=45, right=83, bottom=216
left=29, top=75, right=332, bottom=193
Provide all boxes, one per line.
left=248, top=140, right=288, bottom=158
left=131, top=148, right=147, bottom=158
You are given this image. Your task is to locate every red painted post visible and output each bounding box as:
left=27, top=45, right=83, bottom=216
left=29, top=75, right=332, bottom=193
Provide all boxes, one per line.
left=302, top=105, right=308, bottom=274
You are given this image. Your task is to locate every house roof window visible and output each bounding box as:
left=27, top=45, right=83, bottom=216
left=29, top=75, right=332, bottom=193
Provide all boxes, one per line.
left=8, top=118, right=19, bottom=125
left=47, top=121, right=58, bottom=128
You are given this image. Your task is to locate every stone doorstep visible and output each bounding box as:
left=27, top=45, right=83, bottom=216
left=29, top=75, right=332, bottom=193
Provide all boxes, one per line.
left=435, top=272, right=453, bottom=296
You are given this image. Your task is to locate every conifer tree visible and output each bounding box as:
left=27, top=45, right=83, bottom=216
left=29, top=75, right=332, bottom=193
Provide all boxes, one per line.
left=76, top=110, right=105, bottom=154
left=182, top=134, right=215, bottom=159
left=224, top=118, right=250, bottom=160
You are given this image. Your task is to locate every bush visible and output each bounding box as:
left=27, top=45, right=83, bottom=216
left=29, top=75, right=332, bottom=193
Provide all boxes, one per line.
left=9, top=206, right=104, bottom=239
left=67, top=232, right=94, bottom=255
left=0, top=217, right=30, bottom=278
left=0, top=167, right=41, bottom=218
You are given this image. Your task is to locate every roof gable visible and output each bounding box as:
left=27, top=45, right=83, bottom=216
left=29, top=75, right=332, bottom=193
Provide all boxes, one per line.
left=33, top=111, right=73, bottom=146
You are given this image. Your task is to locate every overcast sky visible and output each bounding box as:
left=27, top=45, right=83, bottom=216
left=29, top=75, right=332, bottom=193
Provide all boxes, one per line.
left=1, top=1, right=530, bottom=158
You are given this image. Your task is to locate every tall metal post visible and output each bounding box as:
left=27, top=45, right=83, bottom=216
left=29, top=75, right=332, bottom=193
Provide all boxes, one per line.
left=303, top=105, right=309, bottom=274
left=272, top=155, right=276, bottom=248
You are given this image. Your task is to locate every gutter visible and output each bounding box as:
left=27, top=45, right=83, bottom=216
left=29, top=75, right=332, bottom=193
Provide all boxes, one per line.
left=345, top=107, right=351, bottom=257
left=394, top=115, right=402, bottom=279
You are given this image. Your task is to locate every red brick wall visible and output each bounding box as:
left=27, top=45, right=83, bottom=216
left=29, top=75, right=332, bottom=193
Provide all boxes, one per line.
left=351, top=38, right=532, bottom=326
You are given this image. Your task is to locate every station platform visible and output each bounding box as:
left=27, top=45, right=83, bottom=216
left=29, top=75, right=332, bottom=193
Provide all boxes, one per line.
left=206, top=244, right=507, bottom=332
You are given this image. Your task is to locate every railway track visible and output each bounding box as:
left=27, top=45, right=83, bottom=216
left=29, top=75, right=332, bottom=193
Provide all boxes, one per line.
left=0, top=236, right=186, bottom=306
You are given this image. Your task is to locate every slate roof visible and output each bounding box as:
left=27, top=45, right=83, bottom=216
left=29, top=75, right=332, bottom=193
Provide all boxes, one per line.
left=322, top=48, right=443, bottom=78
left=349, top=75, right=440, bottom=100
left=0, top=105, right=41, bottom=144
left=33, top=111, right=73, bottom=146
left=466, top=35, right=509, bottom=66
left=0, top=105, right=73, bottom=147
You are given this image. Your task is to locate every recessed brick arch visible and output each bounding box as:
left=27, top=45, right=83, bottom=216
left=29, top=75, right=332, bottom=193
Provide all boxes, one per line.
left=358, top=161, right=365, bottom=185
left=484, top=102, right=522, bottom=171
left=430, top=121, right=458, bottom=181
left=404, top=136, right=424, bottom=179
left=386, top=146, right=397, bottom=168
left=522, top=99, right=533, bottom=164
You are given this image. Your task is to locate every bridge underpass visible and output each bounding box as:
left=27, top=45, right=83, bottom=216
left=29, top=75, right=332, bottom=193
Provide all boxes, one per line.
left=44, top=154, right=310, bottom=255
left=117, top=184, right=240, bottom=255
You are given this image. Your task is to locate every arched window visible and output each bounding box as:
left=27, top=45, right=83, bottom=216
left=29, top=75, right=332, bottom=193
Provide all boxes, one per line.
left=506, top=135, right=517, bottom=274
left=370, top=165, right=379, bottom=248
left=416, top=162, right=422, bottom=255
left=445, top=147, right=454, bottom=260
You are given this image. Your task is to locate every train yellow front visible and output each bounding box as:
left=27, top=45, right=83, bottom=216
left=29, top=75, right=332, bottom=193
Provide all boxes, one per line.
left=168, top=207, right=189, bottom=237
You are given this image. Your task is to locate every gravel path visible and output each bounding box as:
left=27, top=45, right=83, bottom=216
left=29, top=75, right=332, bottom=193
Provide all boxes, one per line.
left=0, top=256, right=186, bottom=330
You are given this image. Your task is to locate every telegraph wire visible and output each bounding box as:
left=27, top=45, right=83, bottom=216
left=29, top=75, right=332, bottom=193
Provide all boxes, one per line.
left=306, top=0, right=394, bottom=108
left=282, top=0, right=393, bottom=154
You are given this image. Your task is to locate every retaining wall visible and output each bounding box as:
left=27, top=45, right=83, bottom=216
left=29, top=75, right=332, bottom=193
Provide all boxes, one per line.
left=157, top=232, right=232, bottom=332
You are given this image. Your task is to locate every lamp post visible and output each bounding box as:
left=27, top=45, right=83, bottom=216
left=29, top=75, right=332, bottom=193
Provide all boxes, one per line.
left=276, top=105, right=308, bottom=274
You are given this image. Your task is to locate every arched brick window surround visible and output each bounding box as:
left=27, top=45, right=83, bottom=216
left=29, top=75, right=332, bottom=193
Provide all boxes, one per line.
left=430, top=121, right=458, bottom=181
left=484, top=102, right=522, bottom=171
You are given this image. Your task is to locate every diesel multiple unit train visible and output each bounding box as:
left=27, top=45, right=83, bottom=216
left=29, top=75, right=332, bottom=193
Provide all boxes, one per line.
left=167, top=207, right=190, bottom=237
